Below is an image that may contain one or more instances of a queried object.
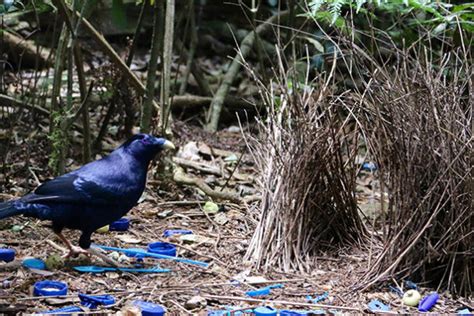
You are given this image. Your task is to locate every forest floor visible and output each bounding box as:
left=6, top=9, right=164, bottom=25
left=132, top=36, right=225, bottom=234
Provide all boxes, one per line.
left=0, top=123, right=470, bottom=315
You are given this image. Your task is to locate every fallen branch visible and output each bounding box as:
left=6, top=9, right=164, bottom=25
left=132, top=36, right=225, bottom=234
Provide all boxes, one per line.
left=173, top=157, right=223, bottom=176
left=206, top=10, right=289, bottom=131
left=3, top=31, right=52, bottom=68
left=173, top=167, right=242, bottom=203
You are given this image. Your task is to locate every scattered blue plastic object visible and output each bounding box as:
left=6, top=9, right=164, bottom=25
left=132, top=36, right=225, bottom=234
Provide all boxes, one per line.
left=74, top=265, right=170, bottom=273
left=133, top=300, right=166, bottom=316
left=389, top=285, right=404, bottom=297
left=404, top=280, right=418, bottom=290
left=79, top=293, right=115, bottom=309
left=280, top=310, right=311, bottom=315
left=163, top=229, right=193, bottom=237
left=362, top=162, right=377, bottom=171
left=254, top=306, right=278, bottom=316
left=368, top=299, right=391, bottom=312
left=33, top=280, right=68, bottom=297
left=246, top=284, right=283, bottom=297
left=42, top=305, right=82, bottom=314
left=22, top=258, right=46, bottom=270
left=148, top=242, right=177, bottom=257
left=418, top=293, right=439, bottom=312
left=306, top=291, right=329, bottom=304
left=0, top=248, right=15, bottom=262
left=93, top=244, right=209, bottom=268
left=207, top=307, right=254, bottom=316
left=457, top=308, right=472, bottom=315
left=109, top=218, right=130, bottom=231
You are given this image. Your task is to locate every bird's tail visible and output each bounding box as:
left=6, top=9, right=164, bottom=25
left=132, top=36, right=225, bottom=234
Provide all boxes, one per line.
left=0, top=201, right=23, bottom=220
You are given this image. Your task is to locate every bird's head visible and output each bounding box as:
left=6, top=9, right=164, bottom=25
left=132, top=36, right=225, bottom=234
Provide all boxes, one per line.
left=120, top=134, right=175, bottom=160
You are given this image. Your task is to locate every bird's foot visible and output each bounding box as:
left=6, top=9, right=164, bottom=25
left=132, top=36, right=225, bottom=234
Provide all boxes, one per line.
left=62, top=246, right=90, bottom=258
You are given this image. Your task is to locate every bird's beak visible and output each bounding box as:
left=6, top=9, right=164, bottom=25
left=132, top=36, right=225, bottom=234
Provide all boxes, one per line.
left=162, top=140, right=176, bottom=150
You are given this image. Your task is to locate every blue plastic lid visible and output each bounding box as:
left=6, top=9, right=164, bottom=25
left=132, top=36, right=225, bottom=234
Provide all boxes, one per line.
left=133, top=300, right=166, bottom=316
left=109, top=218, right=130, bottom=231
left=254, top=306, right=278, bottom=316
left=147, top=242, right=177, bottom=257
left=33, top=280, right=68, bottom=297
left=22, top=258, right=46, bottom=270
left=0, top=248, right=15, bottom=263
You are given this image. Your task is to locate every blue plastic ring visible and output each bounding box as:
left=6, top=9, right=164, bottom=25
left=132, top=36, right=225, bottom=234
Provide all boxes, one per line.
left=147, top=242, right=176, bottom=257
left=33, top=280, right=68, bottom=297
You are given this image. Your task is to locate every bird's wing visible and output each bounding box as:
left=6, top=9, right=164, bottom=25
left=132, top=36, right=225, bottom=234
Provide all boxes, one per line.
left=23, top=173, right=123, bottom=206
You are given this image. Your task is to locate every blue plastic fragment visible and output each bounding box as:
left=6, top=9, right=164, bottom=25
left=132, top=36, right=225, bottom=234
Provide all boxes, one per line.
left=79, top=293, right=115, bottom=309
left=389, top=285, right=404, bottom=297
left=42, top=305, right=82, bottom=314
left=74, top=265, right=170, bottom=273
left=246, top=284, right=283, bottom=297
left=109, top=218, right=130, bottom=231
left=280, top=310, right=311, bottom=315
left=0, top=248, right=15, bottom=263
left=306, top=291, right=329, bottom=304
left=368, top=299, right=391, bottom=312
left=22, top=258, right=46, bottom=270
left=254, top=306, right=278, bottom=316
left=33, top=280, right=68, bottom=297
left=133, top=300, right=166, bottom=316
left=93, top=244, right=209, bottom=268
left=418, top=293, right=439, bottom=312
left=148, top=242, right=177, bottom=257
left=404, top=280, right=418, bottom=290
left=362, top=162, right=377, bottom=171
left=163, top=229, right=193, bottom=237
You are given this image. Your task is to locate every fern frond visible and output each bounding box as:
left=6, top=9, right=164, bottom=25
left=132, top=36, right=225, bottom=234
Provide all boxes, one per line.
left=329, top=0, right=345, bottom=25
left=308, top=0, right=325, bottom=14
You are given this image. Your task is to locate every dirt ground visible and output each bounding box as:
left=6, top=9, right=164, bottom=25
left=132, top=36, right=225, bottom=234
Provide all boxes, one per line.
left=0, top=125, right=471, bottom=315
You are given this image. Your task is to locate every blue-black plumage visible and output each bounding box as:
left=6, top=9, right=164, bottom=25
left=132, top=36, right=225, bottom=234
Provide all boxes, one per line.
left=0, top=134, right=175, bottom=257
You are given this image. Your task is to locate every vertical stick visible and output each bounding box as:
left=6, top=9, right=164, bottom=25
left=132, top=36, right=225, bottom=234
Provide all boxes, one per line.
left=160, top=0, right=175, bottom=136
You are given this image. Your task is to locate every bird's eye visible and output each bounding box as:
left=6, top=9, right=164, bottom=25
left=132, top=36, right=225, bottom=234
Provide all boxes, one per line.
left=141, top=138, right=151, bottom=145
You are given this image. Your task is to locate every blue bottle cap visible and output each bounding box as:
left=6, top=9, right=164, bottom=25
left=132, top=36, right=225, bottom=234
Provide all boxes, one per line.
left=33, top=280, right=68, bottom=297
left=22, top=258, right=47, bottom=270
left=109, top=218, right=130, bottom=231
left=254, top=306, right=278, bottom=316
left=147, top=242, right=177, bottom=257
left=0, top=248, right=15, bottom=262
left=133, top=300, right=166, bottom=316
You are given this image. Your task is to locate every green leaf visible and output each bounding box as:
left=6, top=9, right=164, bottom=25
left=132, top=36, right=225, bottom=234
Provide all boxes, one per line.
left=112, top=0, right=127, bottom=29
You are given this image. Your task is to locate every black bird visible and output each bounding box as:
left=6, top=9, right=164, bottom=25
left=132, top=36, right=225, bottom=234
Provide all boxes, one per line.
left=0, top=134, right=175, bottom=257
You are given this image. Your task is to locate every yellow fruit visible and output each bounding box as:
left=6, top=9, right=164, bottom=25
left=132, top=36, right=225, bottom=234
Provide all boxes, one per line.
left=403, top=289, right=421, bottom=306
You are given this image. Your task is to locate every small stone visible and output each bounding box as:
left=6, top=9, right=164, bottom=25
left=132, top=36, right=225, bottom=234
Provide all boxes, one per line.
left=185, top=296, right=207, bottom=310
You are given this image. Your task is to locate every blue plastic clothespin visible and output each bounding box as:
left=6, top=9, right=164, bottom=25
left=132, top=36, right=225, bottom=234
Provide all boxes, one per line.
left=418, top=293, right=439, bottom=312
left=79, top=294, right=115, bottom=309
left=92, top=244, right=209, bottom=268
left=368, top=299, right=391, bottom=312
left=246, top=284, right=283, bottom=297
left=389, top=285, right=404, bottom=297
left=306, top=291, right=329, bottom=304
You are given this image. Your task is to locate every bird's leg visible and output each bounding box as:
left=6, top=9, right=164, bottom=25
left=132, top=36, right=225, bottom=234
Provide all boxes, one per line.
left=55, top=232, right=89, bottom=258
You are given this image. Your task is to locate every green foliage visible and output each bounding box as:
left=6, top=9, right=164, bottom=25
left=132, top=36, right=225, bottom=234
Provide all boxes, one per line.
left=305, top=0, right=474, bottom=34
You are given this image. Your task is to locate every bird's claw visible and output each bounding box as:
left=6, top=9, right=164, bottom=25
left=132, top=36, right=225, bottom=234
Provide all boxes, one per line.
left=62, top=246, right=90, bottom=258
